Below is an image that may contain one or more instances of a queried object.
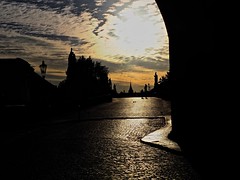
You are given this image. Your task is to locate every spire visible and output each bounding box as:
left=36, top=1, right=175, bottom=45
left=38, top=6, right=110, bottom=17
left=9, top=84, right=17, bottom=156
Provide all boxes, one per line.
left=128, top=82, right=134, bottom=94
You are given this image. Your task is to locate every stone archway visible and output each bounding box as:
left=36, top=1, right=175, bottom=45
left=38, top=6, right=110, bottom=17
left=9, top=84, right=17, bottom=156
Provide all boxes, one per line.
left=154, top=1, right=225, bottom=179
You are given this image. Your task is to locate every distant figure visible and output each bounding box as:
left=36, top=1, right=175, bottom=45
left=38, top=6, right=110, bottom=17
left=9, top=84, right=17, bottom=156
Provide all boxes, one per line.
left=144, top=84, right=148, bottom=97
left=144, top=84, right=147, bottom=92
left=140, top=89, right=144, bottom=98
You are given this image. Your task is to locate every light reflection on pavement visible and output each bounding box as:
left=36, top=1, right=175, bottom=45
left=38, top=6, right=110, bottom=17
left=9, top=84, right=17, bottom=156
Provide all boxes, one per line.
left=3, top=97, right=200, bottom=179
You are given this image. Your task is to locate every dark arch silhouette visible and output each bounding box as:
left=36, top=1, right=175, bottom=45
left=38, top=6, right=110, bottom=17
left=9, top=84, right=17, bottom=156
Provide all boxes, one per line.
left=155, top=1, right=231, bottom=179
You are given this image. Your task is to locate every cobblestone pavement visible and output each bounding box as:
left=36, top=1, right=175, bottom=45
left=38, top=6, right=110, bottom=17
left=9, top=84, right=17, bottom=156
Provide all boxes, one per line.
left=3, top=98, right=201, bottom=179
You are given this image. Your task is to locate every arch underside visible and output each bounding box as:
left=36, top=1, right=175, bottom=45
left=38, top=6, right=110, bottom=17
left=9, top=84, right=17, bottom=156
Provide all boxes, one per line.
left=154, top=0, right=226, bottom=179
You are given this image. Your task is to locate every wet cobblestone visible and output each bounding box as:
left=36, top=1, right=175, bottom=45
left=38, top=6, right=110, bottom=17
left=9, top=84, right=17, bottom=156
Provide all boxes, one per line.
left=4, top=118, right=200, bottom=179
left=4, top=98, right=200, bottom=179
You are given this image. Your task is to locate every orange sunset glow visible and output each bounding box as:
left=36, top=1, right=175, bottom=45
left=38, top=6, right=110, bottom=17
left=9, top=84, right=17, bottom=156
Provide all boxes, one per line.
left=0, top=0, right=169, bottom=92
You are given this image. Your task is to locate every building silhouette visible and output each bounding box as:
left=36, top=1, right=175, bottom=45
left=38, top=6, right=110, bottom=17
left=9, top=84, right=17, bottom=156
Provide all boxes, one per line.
left=0, top=58, right=56, bottom=107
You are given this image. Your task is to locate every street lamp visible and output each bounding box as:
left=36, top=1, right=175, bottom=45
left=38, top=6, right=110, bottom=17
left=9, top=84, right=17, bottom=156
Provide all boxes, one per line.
left=39, top=60, right=47, bottom=79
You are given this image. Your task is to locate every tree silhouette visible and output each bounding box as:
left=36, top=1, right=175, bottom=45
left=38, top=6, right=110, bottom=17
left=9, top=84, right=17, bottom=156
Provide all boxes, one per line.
left=158, top=71, right=171, bottom=100
left=58, top=49, right=112, bottom=106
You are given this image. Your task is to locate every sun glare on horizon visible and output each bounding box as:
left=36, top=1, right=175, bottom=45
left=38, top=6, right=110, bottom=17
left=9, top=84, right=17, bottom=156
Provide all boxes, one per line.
left=92, top=1, right=169, bottom=92
left=92, top=1, right=167, bottom=59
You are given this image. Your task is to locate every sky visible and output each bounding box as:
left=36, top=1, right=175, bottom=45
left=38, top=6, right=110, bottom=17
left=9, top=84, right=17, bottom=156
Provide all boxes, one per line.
left=0, top=0, right=169, bottom=92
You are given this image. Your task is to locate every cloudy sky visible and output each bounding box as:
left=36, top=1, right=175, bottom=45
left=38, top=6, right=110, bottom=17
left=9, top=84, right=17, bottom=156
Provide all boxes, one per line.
left=0, top=0, right=169, bottom=92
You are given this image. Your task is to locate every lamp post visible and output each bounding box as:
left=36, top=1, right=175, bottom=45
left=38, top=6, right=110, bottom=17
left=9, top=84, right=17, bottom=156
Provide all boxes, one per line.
left=39, top=60, right=47, bottom=79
